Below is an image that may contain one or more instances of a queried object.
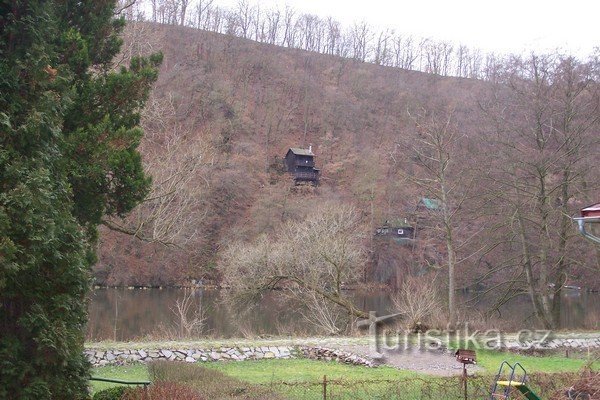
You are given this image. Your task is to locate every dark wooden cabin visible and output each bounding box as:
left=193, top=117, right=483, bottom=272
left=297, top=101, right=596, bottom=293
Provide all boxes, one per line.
left=375, top=219, right=415, bottom=243
left=284, top=146, right=320, bottom=184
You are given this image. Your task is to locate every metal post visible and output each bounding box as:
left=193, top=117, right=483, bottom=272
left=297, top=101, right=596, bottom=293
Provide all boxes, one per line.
left=455, top=349, right=475, bottom=400
left=463, top=364, right=468, bottom=400
left=323, top=375, right=327, bottom=400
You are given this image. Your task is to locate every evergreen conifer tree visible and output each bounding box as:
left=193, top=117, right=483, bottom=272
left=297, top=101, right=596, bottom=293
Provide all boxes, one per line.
left=0, top=2, right=161, bottom=398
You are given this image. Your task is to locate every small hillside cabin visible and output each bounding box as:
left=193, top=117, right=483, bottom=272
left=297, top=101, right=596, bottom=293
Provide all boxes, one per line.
left=375, top=219, right=415, bottom=243
left=284, top=146, right=320, bottom=184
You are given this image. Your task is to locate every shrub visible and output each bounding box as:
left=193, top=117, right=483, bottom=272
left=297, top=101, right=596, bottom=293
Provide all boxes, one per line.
left=92, top=386, right=132, bottom=400
left=123, top=382, right=204, bottom=400
left=391, top=274, right=445, bottom=332
left=148, top=361, right=283, bottom=399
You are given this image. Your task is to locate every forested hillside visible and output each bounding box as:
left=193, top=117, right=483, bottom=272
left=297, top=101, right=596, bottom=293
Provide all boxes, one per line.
left=96, top=22, right=600, bottom=317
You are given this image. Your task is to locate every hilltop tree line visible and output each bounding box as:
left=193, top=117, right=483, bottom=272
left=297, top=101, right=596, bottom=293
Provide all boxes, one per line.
left=116, top=0, right=539, bottom=80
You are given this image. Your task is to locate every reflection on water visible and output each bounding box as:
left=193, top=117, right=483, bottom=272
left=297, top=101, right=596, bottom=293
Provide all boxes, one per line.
left=86, top=288, right=600, bottom=341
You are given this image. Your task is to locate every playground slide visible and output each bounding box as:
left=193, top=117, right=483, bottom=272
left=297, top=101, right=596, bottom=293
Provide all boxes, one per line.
left=495, top=381, right=541, bottom=400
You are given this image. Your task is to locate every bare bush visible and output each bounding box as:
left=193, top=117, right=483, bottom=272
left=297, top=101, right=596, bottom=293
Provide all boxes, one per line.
left=171, top=288, right=206, bottom=339
left=296, top=290, right=349, bottom=335
left=123, top=381, right=204, bottom=400
left=220, top=202, right=369, bottom=327
left=148, top=361, right=284, bottom=399
left=391, top=275, right=444, bottom=331
left=550, top=367, right=600, bottom=400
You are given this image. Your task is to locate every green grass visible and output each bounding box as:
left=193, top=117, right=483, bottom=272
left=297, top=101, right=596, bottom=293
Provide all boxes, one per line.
left=202, top=359, right=444, bottom=400
left=452, top=350, right=600, bottom=374
left=475, top=348, right=598, bottom=373
left=204, top=358, right=421, bottom=383
left=90, top=351, right=597, bottom=398
left=90, top=364, right=149, bottom=393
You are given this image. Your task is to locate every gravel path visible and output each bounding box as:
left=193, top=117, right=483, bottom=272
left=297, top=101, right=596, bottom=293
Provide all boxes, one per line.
left=340, top=345, right=482, bottom=376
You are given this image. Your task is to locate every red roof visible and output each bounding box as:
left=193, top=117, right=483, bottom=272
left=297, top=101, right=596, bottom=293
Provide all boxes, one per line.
left=581, top=203, right=600, bottom=218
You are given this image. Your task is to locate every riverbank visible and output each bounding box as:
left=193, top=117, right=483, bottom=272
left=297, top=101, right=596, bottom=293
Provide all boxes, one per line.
left=86, top=331, right=600, bottom=350
left=86, top=332, right=600, bottom=377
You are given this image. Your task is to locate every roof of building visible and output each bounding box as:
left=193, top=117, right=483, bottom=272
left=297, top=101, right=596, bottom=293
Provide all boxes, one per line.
left=582, top=203, right=600, bottom=211
left=288, top=147, right=314, bottom=156
left=383, top=218, right=413, bottom=228
left=582, top=203, right=600, bottom=218
left=421, top=198, right=441, bottom=210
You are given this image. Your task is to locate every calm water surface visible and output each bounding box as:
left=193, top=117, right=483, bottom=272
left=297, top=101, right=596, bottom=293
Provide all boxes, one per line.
left=86, top=288, right=600, bottom=341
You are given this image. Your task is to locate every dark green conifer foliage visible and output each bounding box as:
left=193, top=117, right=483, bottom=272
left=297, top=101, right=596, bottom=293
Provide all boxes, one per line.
left=0, top=2, right=161, bottom=398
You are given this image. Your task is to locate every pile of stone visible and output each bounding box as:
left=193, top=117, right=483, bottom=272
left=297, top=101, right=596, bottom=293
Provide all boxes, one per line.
left=299, top=346, right=375, bottom=367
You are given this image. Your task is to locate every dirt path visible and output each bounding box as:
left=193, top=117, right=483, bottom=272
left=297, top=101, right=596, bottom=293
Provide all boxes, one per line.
left=340, top=345, right=482, bottom=376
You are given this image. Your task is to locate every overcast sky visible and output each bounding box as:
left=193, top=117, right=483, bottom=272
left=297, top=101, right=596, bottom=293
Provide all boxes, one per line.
left=217, top=0, right=599, bottom=57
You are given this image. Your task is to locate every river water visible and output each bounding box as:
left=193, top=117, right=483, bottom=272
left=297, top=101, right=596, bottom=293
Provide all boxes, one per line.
left=86, top=288, right=600, bottom=341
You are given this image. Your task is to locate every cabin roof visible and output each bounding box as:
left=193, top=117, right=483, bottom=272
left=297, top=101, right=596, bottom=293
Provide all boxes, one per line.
left=383, top=218, right=412, bottom=228
left=288, top=147, right=314, bottom=156
left=421, top=198, right=441, bottom=210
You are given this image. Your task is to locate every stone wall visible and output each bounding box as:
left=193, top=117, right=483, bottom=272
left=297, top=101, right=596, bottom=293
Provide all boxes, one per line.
left=502, top=337, right=600, bottom=351
left=86, top=345, right=374, bottom=368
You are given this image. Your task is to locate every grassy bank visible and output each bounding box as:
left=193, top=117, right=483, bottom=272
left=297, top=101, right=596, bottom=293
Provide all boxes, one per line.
left=475, top=348, right=597, bottom=373
left=91, top=350, right=598, bottom=398
left=91, top=364, right=149, bottom=393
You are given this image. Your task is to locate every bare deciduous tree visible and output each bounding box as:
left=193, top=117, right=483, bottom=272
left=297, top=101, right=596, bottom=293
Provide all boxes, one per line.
left=265, top=7, right=281, bottom=44
left=397, top=107, right=477, bottom=326
left=235, top=0, right=253, bottom=39
left=296, top=290, right=349, bottom=335
left=179, top=0, right=190, bottom=25
left=115, top=21, right=160, bottom=68
left=391, top=275, right=443, bottom=331
left=220, top=203, right=369, bottom=327
left=350, top=21, right=371, bottom=62
left=483, top=54, right=600, bottom=328
left=192, top=0, right=214, bottom=29
left=172, top=288, right=206, bottom=338
left=281, top=5, right=296, bottom=47
left=102, top=94, right=213, bottom=248
left=374, top=29, right=392, bottom=66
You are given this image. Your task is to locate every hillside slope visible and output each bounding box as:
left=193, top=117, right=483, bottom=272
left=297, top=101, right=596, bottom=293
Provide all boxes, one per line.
left=95, top=23, right=599, bottom=292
